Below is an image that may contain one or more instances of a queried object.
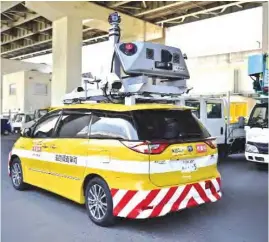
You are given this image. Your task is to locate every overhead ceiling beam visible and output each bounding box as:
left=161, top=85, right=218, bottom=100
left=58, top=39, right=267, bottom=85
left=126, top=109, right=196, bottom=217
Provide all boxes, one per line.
left=10, top=34, right=109, bottom=60
left=156, top=1, right=253, bottom=24
left=134, top=1, right=188, bottom=17
left=1, top=13, right=40, bottom=32
left=0, top=1, right=22, bottom=13
left=1, top=39, right=51, bottom=55
left=142, top=1, right=147, bottom=9
left=26, top=1, right=163, bottom=42
left=1, top=26, right=53, bottom=45
left=5, top=11, right=25, bottom=18
left=83, top=34, right=108, bottom=43
left=108, top=1, right=131, bottom=8
left=120, top=6, right=142, bottom=10
left=2, top=13, right=15, bottom=20
left=11, top=48, right=52, bottom=59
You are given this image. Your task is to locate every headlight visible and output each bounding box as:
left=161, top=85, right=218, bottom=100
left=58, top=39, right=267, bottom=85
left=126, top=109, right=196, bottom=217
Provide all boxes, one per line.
left=245, top=144, right=259, bottom=153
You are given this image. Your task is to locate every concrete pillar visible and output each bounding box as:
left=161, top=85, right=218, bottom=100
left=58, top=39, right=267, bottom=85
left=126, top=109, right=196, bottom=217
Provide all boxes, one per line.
left=52, top=16, right=82, bottom=106
left=262, top=2, right=269, bottom=53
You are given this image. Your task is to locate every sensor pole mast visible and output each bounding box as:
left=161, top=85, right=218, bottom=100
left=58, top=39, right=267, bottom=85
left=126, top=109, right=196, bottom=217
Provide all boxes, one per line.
left=108, top=12, right=121, bottom=78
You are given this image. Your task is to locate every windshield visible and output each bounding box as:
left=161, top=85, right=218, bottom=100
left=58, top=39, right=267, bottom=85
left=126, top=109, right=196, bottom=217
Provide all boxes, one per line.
left=248, top=104, right=268, bottom=128
left=132, top=109, right=210, bottom=141
left=13, top=114, right=24, bottom=123
left=35, top=109, right=49, bottom=119
left=39, top=110, right=49, bottom=117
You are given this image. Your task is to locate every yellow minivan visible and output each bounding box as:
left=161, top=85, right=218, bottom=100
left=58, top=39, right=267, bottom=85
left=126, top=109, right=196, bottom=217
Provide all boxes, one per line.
left=8, top=103, right=222, bottom=226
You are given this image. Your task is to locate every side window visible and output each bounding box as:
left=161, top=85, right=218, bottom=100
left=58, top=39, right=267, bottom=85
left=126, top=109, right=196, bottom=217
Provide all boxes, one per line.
left=207, top=103, right=222, bottom=119
left=90, top=111, right=137, bottom=140
left=25, top=115, right=31, bottom=123
left=33, top=115, right=59, bottom=138
left=56, top=114, right=91, bottom=138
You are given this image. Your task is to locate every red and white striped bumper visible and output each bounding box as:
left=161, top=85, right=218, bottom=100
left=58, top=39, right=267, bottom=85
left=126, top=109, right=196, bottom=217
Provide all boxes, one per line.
left=111, top=177, right=221, bottom=219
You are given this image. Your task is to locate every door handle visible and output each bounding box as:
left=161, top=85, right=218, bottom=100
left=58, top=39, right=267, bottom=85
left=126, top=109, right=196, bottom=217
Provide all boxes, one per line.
left=220, top=127, right=224, bottom=135
left=50, top=144, right=57, bottom=149
left=42, top=145, right=48, bottom=148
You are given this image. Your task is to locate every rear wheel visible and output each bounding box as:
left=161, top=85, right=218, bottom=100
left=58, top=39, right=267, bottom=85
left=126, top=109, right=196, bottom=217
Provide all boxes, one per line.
left=85, top=177, right=115, bottom=227
left=10, top=158, right=27, bottom=190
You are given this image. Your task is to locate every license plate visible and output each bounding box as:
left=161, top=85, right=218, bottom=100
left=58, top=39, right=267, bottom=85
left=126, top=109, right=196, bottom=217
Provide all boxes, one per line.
left=181, top=160, right=197, bottom=173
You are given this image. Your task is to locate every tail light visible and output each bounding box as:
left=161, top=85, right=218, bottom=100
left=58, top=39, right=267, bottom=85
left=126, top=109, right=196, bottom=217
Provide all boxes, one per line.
left=204, top=139, right=217, bottom=149
left=121, top=141, right=169, bottom=154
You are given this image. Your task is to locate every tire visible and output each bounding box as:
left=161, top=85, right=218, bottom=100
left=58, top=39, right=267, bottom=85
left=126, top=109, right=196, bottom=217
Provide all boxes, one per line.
left=10, top=158, right=28, bottom=191
left=85, top=177, right=115, bottom=227
left=218, top=144, right=228, bottom=160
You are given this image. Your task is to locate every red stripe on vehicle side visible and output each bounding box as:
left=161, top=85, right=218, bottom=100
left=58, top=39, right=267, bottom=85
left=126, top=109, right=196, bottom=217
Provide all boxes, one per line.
left=193, top=183, right=211, bottom=203
left=111, top=188, right=118, bottom=197
left=171, top=184, right=192, bottom=212
left=149, top=186, right=178, bottom=218
left=127, top=189, right=160, bottom=218
left=113, top=190, right=138, bottom=216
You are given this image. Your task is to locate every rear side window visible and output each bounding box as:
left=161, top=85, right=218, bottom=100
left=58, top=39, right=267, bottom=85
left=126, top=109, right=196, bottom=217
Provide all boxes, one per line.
left=207, top=103, right=222, bottom=119
left=90, top=111, right=138, bottom=140
left=56, top=114, right=91, bottom=138
left=132, top=109, right=210, bottom=141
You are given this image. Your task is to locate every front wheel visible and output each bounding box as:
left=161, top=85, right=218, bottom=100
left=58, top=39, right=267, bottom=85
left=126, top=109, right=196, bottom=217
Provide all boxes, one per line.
left=10, top=158, right=28, bottom=190
left=85, top=177, right=115, bottom=227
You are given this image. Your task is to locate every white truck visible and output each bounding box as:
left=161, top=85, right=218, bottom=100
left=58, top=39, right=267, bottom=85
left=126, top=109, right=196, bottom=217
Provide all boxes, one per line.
left=10, top=113, right=34, bottom=134
left=245, top=101, right=268, bottom=167
left=178, top=93, right=246, bottom=158
left=245, top=53, right=268, bottom=168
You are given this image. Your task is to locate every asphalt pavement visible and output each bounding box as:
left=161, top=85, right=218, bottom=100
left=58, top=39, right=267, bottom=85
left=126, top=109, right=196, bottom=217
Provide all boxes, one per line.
left=1, top=135, right=268, bottom=242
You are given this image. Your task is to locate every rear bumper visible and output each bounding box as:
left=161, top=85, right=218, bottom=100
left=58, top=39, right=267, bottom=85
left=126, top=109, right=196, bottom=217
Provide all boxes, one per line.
left=245, top=152, right=269, bottom=163
left=111, top=177, right=221, bottom=219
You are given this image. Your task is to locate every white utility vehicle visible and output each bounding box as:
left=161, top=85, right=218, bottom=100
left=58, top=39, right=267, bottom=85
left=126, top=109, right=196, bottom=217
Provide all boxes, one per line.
left=11, top=113, right=33, bottom=134
left=178, top=94, right=246, bottom=157
left=245, top=53, right=268, bottom=168
left=245, top=101, right=268, bottom=166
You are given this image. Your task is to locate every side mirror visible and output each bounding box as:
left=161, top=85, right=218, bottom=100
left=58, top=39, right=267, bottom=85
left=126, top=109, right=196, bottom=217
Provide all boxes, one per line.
left=238, top=116, right=245, bottom=128
left=244, top=126, right=250, bottom=131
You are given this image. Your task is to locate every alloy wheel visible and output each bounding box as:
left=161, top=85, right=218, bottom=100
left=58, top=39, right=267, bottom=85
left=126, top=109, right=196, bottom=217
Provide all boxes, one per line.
left=87, top=184, right=108, bottom=220
left=11, top=163, right=22, bottom=187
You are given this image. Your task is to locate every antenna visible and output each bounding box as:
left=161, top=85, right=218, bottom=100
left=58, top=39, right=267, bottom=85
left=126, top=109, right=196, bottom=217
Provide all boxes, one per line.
left=108, top=12, right=121, bottom=77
